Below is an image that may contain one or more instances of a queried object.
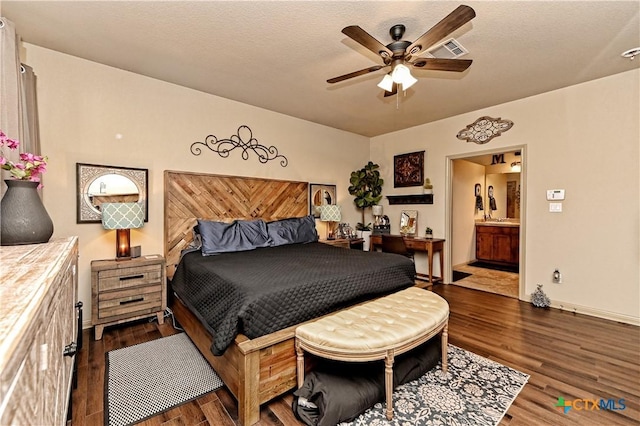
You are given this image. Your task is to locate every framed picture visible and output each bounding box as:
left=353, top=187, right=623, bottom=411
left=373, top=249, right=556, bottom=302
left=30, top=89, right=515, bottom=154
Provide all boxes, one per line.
left=394, top=150, right=424, bottom=187
left=309, top=183, right=336, bottom=218
left=400, top=210, right=418, bottom=236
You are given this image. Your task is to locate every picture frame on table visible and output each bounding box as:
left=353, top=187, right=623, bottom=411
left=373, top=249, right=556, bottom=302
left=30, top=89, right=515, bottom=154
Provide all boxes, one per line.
left=400, top=210, right=418, bottom=236
left=309, top=183, right=336, bottom=218
left=394, top=150, right=424, bottom=187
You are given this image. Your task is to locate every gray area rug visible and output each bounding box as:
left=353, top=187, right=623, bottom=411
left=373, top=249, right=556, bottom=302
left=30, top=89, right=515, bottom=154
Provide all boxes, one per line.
left=339, top=345, right=529, bottom=426
left=105, top=333, right=223, bottom=426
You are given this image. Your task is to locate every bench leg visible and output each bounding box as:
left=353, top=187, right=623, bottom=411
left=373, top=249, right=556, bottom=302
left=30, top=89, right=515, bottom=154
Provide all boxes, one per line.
left=295, top=340, right=305, bottom=388
left=385, top=351, right=395, bottom=420
left=441, top=321, right=448, bottom=373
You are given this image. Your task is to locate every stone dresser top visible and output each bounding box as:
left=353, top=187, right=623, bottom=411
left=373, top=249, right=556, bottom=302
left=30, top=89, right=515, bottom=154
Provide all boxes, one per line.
left=0, top=237, right=78, bottom=373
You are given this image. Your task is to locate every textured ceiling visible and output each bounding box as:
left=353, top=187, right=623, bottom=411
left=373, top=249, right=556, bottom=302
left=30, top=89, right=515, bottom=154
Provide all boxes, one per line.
left=2, top=1, right=639, bottom=137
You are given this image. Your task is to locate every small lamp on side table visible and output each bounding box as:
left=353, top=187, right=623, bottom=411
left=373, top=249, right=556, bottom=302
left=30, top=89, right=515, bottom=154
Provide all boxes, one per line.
left=101, top=202, right=145, bottom=260
left=320, top=204, right=341, bottom=240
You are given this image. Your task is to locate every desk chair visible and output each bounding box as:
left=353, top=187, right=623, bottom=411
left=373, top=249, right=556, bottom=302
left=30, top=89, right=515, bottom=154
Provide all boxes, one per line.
left=381, top=235, right=414, bottom=261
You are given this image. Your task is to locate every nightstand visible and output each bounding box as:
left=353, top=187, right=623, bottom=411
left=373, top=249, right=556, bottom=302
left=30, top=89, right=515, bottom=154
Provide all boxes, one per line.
left=91, top=255, right=166, bottom=340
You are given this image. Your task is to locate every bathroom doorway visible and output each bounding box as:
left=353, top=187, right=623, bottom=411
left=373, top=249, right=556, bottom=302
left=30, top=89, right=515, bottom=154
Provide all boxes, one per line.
left=445, top=146, right=525, bottom=299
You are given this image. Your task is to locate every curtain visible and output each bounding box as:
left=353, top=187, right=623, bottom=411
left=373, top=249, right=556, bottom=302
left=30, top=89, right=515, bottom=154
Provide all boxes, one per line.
left=0, top=17, right=40, bottom=196
left=21, top=64, right=41, bottom=156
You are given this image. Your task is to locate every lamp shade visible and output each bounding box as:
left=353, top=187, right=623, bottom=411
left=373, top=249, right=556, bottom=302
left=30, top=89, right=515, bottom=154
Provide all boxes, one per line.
left=377, top=74, right=394, bottom=92
left=101, top=203, right=145, bottom=230
left=391, top=64, right=417, bottom=90
left=320, top=204, right=341, bottom=222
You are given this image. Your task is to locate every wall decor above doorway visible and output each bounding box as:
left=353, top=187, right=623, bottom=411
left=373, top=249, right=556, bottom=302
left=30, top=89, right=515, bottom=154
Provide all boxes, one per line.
left=456, top=116, right=514, bottom=144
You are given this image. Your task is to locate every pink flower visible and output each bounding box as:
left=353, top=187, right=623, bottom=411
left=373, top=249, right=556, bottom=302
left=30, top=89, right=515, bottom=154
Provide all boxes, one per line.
left=0, top=129, right=48, bottom=183
left=6, top=138, right=19, bottom=150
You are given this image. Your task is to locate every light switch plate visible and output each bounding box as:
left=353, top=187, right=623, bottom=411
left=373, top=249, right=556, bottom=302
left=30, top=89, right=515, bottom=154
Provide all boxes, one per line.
left=549, top=202, right=562, bottom=212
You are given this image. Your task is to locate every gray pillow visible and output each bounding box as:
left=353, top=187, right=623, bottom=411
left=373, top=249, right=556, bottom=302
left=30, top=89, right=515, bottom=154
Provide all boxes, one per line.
left=267, top=215, right=319, bottom=247
left=197, top=219, right=271, bottom=255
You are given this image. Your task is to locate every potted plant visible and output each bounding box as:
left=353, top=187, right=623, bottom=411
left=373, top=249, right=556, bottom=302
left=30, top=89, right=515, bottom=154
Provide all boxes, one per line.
left=425, top=227, right=433, bottom=238
left=348, top=161, right=383, bottom=249
left=423, top=178, right=433, bottom=194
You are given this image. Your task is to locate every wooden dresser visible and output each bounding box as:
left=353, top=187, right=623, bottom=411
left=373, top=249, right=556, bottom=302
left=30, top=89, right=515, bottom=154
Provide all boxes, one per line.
left=0, top=237, right=80, bottom=426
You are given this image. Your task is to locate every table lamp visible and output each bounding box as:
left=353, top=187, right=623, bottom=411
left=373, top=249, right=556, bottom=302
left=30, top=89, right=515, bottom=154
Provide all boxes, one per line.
left=101, top=202, right=145, bottom=260
left=320, top=204, right=341, bottom=240
left=372, top=205, right=383, bottom=226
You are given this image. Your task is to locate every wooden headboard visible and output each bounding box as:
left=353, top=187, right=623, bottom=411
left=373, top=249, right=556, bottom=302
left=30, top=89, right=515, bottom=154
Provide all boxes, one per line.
left=164, top=170, right=309, bottom=277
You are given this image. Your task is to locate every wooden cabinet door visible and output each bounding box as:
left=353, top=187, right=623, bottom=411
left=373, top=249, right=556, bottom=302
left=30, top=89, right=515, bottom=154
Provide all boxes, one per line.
left=476, top=232, right=493, bottom=261
left=0, top=337, right=42, bottom=426
left=42, top=262, right=76, bottom=426
left=493, top=234, right=513, bottom=263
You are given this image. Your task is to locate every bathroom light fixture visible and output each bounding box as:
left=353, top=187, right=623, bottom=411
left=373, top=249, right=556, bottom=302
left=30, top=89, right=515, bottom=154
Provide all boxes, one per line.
left=511, top=161, right=522, bottom=172
left=621, top=47, right=640, bottom=60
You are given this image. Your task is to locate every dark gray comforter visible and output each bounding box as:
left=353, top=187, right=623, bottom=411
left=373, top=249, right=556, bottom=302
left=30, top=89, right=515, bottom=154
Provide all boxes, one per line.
left=171, top=242, right=415, bottom=355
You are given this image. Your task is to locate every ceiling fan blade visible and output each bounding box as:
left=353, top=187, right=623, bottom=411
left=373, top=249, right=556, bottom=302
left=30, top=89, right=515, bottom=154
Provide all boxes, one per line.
left=405, top=5, right=476, bottom=59
left=411, top=58, right=472, bottom=72
left=327, top=65, right=385, bottom=84
left=342, top=25, right=393, bottom=59
left=383, top=83, right=398, bottom=97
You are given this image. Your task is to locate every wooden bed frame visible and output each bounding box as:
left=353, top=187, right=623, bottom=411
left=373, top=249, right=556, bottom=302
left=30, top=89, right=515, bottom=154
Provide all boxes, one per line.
left=164, top=170, right=312, bottom=425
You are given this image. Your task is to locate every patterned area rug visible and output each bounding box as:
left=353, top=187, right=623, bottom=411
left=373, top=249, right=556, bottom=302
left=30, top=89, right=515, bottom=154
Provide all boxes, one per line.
left=339, top=345, right=529, bottom=426
left=105, top=333, right=223, bottom=426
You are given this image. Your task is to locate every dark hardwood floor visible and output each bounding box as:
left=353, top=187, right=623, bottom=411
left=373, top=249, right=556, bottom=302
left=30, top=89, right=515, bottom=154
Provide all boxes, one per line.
left=70, top=285, right=639, bottom=426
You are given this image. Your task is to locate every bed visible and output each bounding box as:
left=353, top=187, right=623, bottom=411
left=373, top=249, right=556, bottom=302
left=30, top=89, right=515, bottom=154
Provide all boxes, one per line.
left=164, top=170, right=415, bottom=425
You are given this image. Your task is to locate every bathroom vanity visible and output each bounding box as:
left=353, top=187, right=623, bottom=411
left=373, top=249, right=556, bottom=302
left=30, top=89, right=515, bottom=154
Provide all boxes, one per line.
left=475, top=222, right=520, bottom=267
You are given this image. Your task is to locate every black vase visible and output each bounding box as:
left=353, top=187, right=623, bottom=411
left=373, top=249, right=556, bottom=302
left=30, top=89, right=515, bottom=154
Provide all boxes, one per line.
left=0, top=179, right=54, bottom=245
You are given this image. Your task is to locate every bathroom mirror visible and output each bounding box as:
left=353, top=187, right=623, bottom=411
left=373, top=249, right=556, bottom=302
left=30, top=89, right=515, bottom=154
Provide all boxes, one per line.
left=76, top=163, right=148, bottom=223
left=485, top=172, right=520, bottom=219
left=400, top=210, right=418, bottom=236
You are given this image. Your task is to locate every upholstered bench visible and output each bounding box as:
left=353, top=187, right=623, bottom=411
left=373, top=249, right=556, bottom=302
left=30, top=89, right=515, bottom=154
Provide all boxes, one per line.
left=295, top=287, right=449, bottom=420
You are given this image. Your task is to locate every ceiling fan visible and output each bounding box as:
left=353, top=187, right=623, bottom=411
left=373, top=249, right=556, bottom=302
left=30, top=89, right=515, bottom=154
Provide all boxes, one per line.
left=327, top=5, right=476, bottom=97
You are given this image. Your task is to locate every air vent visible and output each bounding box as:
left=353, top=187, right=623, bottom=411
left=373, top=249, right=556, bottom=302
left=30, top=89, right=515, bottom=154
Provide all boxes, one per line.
left=424, top=38, right=468, bottom=59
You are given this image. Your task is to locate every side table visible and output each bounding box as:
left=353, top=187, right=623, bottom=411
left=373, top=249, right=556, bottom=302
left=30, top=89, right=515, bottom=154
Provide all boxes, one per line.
left=91, top=254, right=166, bottom=340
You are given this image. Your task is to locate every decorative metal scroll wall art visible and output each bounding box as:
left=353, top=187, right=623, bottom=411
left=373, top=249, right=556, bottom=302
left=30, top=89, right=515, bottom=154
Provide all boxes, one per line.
left=456, top=116, right=514, bottom=144
left=190, top=125, right=288, bottom=167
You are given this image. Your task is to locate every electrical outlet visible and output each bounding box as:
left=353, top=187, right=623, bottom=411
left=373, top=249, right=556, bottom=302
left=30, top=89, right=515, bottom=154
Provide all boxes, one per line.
left=553, top=269, right=562, bottom=284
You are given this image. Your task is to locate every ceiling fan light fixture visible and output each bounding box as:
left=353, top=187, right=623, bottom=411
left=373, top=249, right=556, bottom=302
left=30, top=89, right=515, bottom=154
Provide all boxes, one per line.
left=391, top=64, right=417, bottom=90
left=401, top=73, right=418, bottom=90
left=391, top=64, right=410, bottom=83
left=377, top=74, right=394, bottom=92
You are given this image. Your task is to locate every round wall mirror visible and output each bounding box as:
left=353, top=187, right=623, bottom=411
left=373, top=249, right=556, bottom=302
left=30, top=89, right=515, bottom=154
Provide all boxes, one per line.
left=76, top=163, right=148, bottom=223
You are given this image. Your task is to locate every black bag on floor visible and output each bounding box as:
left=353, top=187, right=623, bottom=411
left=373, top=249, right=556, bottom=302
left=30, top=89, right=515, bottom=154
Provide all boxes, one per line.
left=292, top=338, right=441, bottom=426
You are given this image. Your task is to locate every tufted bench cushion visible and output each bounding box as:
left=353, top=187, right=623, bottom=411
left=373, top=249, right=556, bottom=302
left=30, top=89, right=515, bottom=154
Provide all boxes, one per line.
left=295, top=286, right=449, bottom=420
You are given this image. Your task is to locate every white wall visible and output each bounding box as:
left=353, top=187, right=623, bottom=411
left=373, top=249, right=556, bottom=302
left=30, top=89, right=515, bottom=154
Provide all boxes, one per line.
left=372, top=69, right=640, bottom=324
left=451, top=159, right=485, bottom=266
left=22, top=43, right=371, bottom=326
left=21, top=42, right=640, bottom=325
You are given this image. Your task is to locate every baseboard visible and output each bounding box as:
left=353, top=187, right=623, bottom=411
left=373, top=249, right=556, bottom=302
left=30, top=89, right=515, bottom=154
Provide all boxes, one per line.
left=522, top=294, right=640, bottom=326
